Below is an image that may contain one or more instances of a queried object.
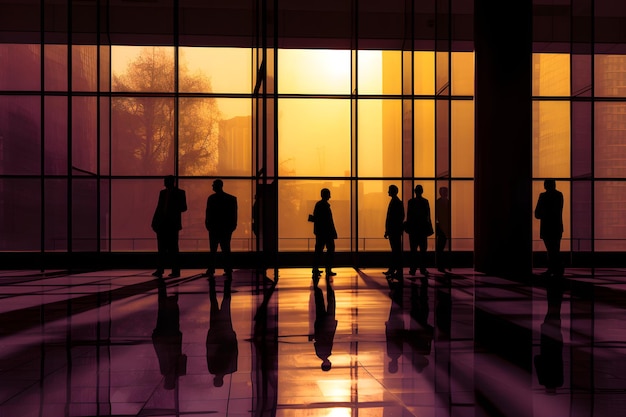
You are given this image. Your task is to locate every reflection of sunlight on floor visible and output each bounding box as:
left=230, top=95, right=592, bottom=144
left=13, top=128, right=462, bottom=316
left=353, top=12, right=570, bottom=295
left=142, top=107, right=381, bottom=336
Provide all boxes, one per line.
left=325, top=408, right=351, bottom=417
left=318, top=380, right=351, bottom=400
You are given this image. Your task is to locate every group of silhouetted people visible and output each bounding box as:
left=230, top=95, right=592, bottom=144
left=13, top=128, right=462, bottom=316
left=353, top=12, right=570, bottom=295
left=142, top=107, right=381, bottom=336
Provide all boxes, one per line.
left=151, top=176, right=237, bottom=280
left=381, top=184, right=451, bottom=280
left=152, top=175, right=564, bottom=281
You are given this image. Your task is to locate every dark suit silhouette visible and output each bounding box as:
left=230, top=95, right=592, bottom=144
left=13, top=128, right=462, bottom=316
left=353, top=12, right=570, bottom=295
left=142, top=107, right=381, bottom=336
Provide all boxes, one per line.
left=152, top=279, right=185, bottom=390
left=313, top=279, right=337, bottom=371
left=151, top=175, right=187, bottom=278
left=384, top=185, right=405, bottom=278
left=205, top=179, right=238, bottom=278
left=534, top=179, right=564, bottom=276
left=206, top=278, right=238, bottom=387
left=405, top=184, right=432, bottom=276
left=312, top=188, right=338, bottom=277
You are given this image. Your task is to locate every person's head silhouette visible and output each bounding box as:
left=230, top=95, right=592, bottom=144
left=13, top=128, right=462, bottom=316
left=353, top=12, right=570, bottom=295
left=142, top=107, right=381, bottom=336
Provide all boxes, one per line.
left=544, top=179, right=556, bottom=191
left=321, top=188, right=331, bottom=201
left=212, top=179, right=224, bottom=193
left=321, top=359, right=332, bottom=371
left=439, top=186, right=448, bottom=198
left=388, top=184, right=398, bottom=197
left=414, top=184, right=423, bottom=196
left=164, top=175, right=175, bottom=188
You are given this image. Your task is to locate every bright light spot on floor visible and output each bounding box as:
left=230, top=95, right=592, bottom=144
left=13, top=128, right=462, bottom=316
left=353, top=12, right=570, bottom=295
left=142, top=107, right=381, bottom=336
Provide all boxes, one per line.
left=325, top=408, right=351, bottom=417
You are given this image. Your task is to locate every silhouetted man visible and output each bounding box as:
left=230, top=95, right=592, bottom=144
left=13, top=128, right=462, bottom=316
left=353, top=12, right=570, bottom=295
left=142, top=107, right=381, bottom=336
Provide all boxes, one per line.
left=206, top=278, right=238, bottom=387
left=204, top=179, right=238, bottom=279
left=384, top=185, right=404, bottom=278
left=151, top=175, right=187, bottom=278
left=405, top=185, right=433, bottom=277
left=534, top=179, right=564, bottom=277
left=312, top=188, right=337, bottom=278
left=435, top=186, right=451, bottom=273
left=313, top=279, right=337, bottom=371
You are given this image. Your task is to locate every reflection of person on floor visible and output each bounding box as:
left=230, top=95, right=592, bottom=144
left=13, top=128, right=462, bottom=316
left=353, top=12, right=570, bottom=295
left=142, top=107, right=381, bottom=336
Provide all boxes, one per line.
left=385, top=284, right=404, bottom=373
left=534, top=282, right=565, bottom=394
left=152, top=278, right=186, bottom=390
left=406, top=278, right=433, bottom=372
left=251, top=282, right=278, bottom=417
left=313, top=279, right=337, bottom=371
left=206, top=278, right=238, bottom=387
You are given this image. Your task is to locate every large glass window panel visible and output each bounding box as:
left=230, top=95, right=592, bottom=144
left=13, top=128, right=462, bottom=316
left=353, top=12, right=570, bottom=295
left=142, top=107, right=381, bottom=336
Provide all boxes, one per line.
left=451, top=100, right=474, bottom=178
left=572, top=54, right=592, bottom=97
left=179, top=98, right=251, bottom=176
left=179, top=179, right=253, bottom=252
left=0, top=96, right=41, bottom=175
left=532, top=180, right=571, bottom=252
left=100, top=97, right=110, bottom=176
left=572, top=180, right=593, bottom=252
left=0, top=44, right=41, bottom=91
left=414, top=51, right=435, bottom=96
left=413, top=99, right=435, bottom=177
left=44, top=44, right=68, bottom=91
left=572, top=102, right=592, bottom=178
left=111, top=46, right=175, bottom=93
left=0, top=179, right=41, bottom=251
left=358, top=50, right=382, bottom=95
left=278, top=99, right=350, bottom=177
left=532, top=101, right=571, bottom=178
left=358, top=180, right=406, bottom=251
left=179, top=47, right=252, bottom=94
left=110, top=179, right=163, bottom=251
left=532, top=54, right=570, bottom=97
left=278, top=49, right=350, bottom=94
left=451, top=52, right=474, bottom=96
left=278, top=180, right=350, bottom=251
left=111, top=97, right=175, bottom=175
left=436, top=52, right=449, bottom=95
left=44, top=179, right=67, bottom=251
left=436, top=100, right=450, bottom=177
left=72, top=45, right=98, bottom=92
left=72, top=179, right=99, bottom=252
left=72, top=96, right=98, bottom=175
left=45, top=96, right=68, bottom=175
left=595, top=102, right=626, bottom=178
left=595, top=181, right=626, bottom=251
left=357, top=50, right=402, bottom=95
left=594, top=55, right=626, bottom=98
left=358, top=99, right=402, bottom=177
left=450, top=181, right=474, bottom=251
left=100, top=45, right=111, bottom=92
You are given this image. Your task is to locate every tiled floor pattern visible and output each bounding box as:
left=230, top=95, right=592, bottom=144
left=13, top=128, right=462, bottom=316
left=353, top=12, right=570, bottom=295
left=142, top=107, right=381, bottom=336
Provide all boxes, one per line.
left=1, top=267, right=625, bottom=416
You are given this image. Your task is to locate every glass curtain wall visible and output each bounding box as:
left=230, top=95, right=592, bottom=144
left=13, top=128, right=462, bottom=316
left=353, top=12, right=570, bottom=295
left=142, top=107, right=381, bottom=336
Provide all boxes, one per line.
left=1, top=2, right=626, bottom=258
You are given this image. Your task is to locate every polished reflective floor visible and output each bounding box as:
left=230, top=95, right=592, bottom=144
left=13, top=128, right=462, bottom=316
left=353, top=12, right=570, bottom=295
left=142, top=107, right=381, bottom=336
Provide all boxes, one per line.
left=1, top=266, right=625, bottom=417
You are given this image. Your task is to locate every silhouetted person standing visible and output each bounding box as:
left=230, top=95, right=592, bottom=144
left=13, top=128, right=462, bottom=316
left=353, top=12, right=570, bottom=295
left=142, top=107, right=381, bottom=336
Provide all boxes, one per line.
left=206, top=277, right=238, bottom=387
left=534, top=179, right=564, bottom=277
left=405, top=185, right=433, bottom=276
left=205, top=179, right=238, bottom=279
left=312, top=188, right=337, bottom=278
left=313, top=278, right=337, bottom=371
left=384, top=185, right=405, bottom=278
left=151, top=175, right=187, bottom=278
left=435, top=186, right=451, bottom=272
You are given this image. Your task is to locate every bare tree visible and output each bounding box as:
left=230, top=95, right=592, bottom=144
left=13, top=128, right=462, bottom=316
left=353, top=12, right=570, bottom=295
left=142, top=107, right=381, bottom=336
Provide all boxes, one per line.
left=112, top=47, right=221, bottom=175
